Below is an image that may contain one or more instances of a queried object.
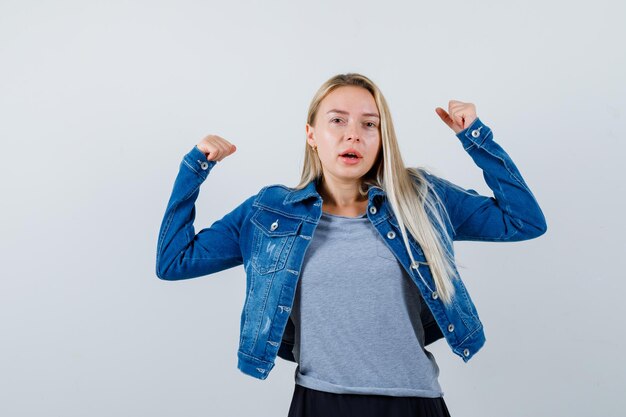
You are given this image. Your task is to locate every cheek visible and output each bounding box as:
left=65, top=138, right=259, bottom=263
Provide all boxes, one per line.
left=370, top=138, right=382, bottom=155
left=318, top=147, right=335, bottom=164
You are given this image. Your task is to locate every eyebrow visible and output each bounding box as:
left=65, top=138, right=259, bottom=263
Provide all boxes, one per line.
left=326, top=109, right=380, bottom=119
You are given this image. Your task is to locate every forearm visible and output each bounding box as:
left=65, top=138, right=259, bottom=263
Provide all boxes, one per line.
left=450, top=118, right=547, bottom=241
left=155, top=146, right=216, bottom=279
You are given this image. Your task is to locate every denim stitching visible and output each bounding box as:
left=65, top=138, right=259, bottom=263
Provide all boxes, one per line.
left=157, top=176, right=200, bottom=273
left=156, top=201, right=180, bottom=274
left=452, top=303, right=473, bottom=329
left=253, top=202, right=309, bottom=222
left=240, top=264, right=257, bottom=348
left=182, top=159, right=199, bottom=176
left=457, top=322, right=483, bottom=345
left=264, top=283, right=290, bottom=356
left=237, top=350, right=273, bottom=366
left=481, top=139, right=530, bottom=192
left=251, top=272, right=276, bottom=351
left=455, top=130, right=535, bottom=241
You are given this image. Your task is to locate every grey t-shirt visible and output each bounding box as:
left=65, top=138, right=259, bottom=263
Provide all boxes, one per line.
left=289, top=210, right=444, bottom=398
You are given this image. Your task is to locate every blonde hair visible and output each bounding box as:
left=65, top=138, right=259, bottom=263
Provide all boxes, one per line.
left=295, top=73, right=458, bottom=305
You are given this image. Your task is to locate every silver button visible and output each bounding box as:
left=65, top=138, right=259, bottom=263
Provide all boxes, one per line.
left=431, top=291, right=438, bottom=300
left=387, top=231, right=396, bottom=239
left=369, top=206, right=377, bottom=214
left=270, top=220, right=279, bottom=231
left=448, top=324, right=454, bottom=332
left=410, top=261, right=420, bottom=269
left=463, top=348, right=470, bottom=357
left=200, top=161, right=209, bottom=170
left=471, top=129, right=480, bottom=138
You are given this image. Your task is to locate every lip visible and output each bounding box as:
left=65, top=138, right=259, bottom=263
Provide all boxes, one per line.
left=338, top=148, right=363, bottom=158
left=338, top=154, right=362, bottom=165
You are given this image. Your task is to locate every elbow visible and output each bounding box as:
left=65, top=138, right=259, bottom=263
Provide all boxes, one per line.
left=511, top=210, right=547, bottom=241
left=155, top=256, right=203, bottom=281
left=155, top=249, right=191, bottom=280
left=535, top=208, right=548, bottom=236
left=527, top=212, right=548, bottom=239
left=530, top=222, right=547, bottom=239
left=536, top=219, right=548, bottom=237
left=155, top=265, right=169, bottom=280
left=155, top=258, right=176, bottom=281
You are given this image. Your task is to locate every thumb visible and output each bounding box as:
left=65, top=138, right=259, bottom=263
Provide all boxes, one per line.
left=435, top=107, right=461, bottom=134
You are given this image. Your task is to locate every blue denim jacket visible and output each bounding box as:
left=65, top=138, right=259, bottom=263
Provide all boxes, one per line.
left=156, top=117, right=547, bottom=380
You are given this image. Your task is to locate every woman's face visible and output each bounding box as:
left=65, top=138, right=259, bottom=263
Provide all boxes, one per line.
left=306, top=86, right=381, bottom=183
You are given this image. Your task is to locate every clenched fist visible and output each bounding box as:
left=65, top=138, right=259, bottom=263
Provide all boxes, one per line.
left=196, top=134, right=237, bottom=162
left=435, top=100, right=478, bottom=134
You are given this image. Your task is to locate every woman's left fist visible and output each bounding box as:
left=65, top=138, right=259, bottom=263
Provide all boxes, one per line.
left=435, top=100, right=477, bottom=134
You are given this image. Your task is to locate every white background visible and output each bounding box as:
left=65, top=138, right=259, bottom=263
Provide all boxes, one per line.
left=1, top=1, right=624, bottom=416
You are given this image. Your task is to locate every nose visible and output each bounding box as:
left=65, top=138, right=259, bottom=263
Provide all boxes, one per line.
left=346, top=121, right=360, bottom=142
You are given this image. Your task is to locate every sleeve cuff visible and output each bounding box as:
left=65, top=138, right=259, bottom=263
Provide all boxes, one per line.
left=455, top=117, right=493, bottom=151
left=182, top=145, right=217, bottom=179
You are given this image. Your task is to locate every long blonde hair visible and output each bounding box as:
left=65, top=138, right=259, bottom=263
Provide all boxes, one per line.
left=295, top=73, right=459, bottom=305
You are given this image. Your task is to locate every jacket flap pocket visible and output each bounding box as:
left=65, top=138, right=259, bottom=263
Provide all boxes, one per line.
left=251, top=209, right=302, bottom=237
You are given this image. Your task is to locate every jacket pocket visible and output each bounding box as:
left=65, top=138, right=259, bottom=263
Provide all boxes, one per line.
left=250, top=209, right=303, bottom=274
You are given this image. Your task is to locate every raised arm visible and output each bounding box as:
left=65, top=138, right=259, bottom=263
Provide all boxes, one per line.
left=428, top=102, right=547, bottom=242
left=156, top=136, right=255, bottom=280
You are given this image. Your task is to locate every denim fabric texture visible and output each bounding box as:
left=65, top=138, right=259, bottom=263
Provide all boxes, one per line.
left=156, top=117, right=547, bottom=380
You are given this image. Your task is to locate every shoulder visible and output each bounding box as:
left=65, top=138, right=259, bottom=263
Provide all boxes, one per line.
left=407, top=166, right=448, bottom=197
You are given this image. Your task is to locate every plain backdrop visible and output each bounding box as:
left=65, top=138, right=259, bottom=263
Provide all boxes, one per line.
left=1, top=1, right=624, bottom=416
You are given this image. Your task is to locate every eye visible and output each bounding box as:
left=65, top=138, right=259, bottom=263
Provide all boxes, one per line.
left=331, top=117, right=343, bottom=123
left=365, top=121, right=377, bottom=128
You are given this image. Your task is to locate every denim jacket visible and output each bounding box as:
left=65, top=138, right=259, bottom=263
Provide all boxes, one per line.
left=156, top=117, right=547, bottom=380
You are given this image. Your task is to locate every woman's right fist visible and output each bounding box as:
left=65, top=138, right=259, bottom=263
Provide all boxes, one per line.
left=196, top=134, right=237, bottom=162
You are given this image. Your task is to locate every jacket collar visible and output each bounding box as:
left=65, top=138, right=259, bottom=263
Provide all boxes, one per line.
left=283, top=178, right=386, bottom=205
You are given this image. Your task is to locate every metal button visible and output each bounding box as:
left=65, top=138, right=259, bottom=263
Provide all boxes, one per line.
left=200, top=161, right=209, bottom=170
left=448, top=324, right=454, bottom=332
left=410, top=261, right=420, bottom=269
left=387, top=231, right=396, bottom=239
left=463, top=348, right=470, bottom=357
left=431, top=291, right=438, bottom=300
left=471, top=129, right=480, bottom=138
left=270, top=220, right=279, bottom=231
left=369, top=206, right=377, bottom=214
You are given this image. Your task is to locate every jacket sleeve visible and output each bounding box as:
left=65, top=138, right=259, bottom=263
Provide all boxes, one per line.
left=155, top=145, right=256, bottom=280
left=425, top=117, right=547, bottom=242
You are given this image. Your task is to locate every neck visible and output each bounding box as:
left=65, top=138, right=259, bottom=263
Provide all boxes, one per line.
left=318, top=177, right=367, bottom=209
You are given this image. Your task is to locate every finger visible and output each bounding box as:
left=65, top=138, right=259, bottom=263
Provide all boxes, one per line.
left=212, top=143, right=226, bottom=160
left=448, top=101, right=466, bottom=119
left=206, top=147, right=221, bottom=161
left=218, top=141, right=235, bottom=161
left=450, top=111, right=461, bottom=127
left=201, top=146, right=215, bottom=160
left=196, top=144, right=209, bottom=158
left=435, top=107, right=456, bottom=129
left=220, top=141, right=234, bottom=158
left=450, top=108, right=466, bottom=127
left=448, top=99, right=465, bottom=110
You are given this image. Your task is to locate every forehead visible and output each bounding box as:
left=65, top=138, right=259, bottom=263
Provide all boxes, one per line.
left=320, top=86, right=378, bottom=115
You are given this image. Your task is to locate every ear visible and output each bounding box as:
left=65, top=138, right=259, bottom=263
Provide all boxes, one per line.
left=305, top=123, right=315, bottom=147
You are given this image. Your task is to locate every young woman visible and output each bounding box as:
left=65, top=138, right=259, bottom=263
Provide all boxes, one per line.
left=156, top=73, right=547, bottom=417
